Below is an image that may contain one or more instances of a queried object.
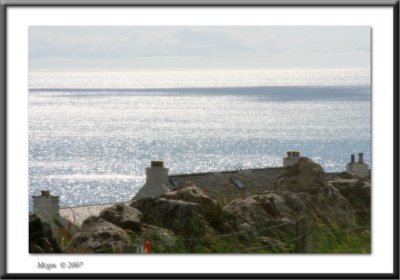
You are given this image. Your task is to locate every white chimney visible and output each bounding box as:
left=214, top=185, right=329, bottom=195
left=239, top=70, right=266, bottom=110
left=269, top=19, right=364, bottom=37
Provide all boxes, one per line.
left=346, top=152, right=369, bottom=177
left=283, top=150, right=301, bottom=167
left=133, top=161, right=170, bottom=200
left=32, top=190, right=60, bottom=222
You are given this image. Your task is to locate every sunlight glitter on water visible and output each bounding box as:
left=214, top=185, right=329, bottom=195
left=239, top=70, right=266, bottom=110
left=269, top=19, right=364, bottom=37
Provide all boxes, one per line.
left=29, top=69, right=371, bottom=208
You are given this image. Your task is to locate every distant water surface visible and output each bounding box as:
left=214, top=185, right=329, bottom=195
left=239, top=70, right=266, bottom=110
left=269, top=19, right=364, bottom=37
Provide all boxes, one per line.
left=29, top=69, right=371, bottom=208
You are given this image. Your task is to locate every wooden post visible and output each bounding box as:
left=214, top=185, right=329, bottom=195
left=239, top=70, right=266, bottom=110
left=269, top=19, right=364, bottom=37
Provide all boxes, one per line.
left=295, top=216, right=313, bottom=253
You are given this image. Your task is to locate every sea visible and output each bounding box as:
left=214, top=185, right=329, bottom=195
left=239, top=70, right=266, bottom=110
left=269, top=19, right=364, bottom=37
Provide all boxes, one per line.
left=28, top=69, right=371, bottom=208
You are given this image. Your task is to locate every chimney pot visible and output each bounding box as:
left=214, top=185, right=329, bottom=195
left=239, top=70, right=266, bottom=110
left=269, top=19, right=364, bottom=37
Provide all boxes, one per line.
left=358, top=153, right=364, bottom=163
left=351, top=154, right=355, bottom=163
left=41, top=190, right=50, bottom=197
left=151, top=160, right=164, bottom=168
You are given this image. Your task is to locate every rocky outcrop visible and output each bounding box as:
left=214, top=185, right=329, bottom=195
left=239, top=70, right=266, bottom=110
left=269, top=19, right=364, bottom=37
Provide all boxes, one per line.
left=274, top=157, right=328, bottom=193
left=223, top=193, right=297, bottom=241
left=70, top=216, right=130, bottom=253
left=99, top=204, right=142, bottom=232
left=140, top=224, right=177, bottom=247
left=130, top=197, right=209, bottom=237
left=59, top=158, right=370, bottom=253
left=276, top=159, right=355, bottom=220
left=29, top=214, right=62, bottom=253
left=161, top=182, right=225, bottom=229
left=328, top=178, right=370, bottom=224
left=223, top=159, right=357, bottom=242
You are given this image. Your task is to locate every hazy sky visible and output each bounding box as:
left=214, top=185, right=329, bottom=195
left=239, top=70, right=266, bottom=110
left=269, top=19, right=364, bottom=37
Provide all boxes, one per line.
left=29, top=26, right=370, bottom=71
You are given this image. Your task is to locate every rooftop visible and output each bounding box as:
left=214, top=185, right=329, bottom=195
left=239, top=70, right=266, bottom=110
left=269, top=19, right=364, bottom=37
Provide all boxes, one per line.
left=59, top=166, right=287, bottom=225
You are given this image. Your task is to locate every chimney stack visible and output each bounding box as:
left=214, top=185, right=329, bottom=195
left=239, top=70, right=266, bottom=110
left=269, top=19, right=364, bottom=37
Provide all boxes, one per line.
left=358, top=153, right=364, bottom=163
left=133, top=161, right=170, bottom=200
left=32, top=191, right=60, bottom=222
left=351, top=154, right=355, bottom=163
left=41, top=190, right=50, bottom=197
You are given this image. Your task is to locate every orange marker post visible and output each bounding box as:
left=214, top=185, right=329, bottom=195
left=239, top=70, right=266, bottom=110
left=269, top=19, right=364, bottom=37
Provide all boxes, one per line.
left=144, top=240, right=151, bottom=254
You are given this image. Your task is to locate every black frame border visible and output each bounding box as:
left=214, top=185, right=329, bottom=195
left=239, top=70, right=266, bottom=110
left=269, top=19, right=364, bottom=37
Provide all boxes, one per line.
left=0, top=1, right=398, bottom=279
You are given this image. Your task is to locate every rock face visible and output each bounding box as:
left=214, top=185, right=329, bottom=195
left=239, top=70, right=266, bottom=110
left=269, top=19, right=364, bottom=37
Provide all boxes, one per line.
left=223, top=193, right=298, bottom=240
left=70, top=216, right=130, bottom=253
left=328, top=178, right=371, bottom=224
left=131, top=197, right=209, bottom=237
left=223, top=159, right=357, bottom=241
left=161, top=183, right=224, bottom=228
left=29, top=214, right=62, bottom=253
left=55, top=158, right=370, bottom=253
left=99, top=204, right=142, bottom=232
left=274, top=158, right=353, bottom=206
left=274, top=157, right=327, bottom=193
left=140, top=224, right=177, bottom=247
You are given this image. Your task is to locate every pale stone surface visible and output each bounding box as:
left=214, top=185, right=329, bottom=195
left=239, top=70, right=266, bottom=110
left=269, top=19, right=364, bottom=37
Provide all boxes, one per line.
left=59, top=202, right=129, bottom=226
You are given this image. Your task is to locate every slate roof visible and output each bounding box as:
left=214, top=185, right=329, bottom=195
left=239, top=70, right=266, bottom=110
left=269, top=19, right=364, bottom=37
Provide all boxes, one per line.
left=169, top=167, right=286, bottom=199
left=60, top=167, right=287, bottom=225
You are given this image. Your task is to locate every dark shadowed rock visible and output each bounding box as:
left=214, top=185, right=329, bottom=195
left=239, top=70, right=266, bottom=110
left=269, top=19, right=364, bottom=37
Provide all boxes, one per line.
left=141, top=224, right=177, bottom=247
left=100, top=204, right=142, bottom=232
left=70, top=216, right=130, bottom=253
left=29, top=214, right=62, bottom=253
left=130, top=197, right=209, bottom=236
left=328, top=178, right=371, bottom=224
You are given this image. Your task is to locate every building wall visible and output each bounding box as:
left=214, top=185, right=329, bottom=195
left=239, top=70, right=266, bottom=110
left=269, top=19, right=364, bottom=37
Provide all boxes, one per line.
left=146, top=166, right=169, bottom=186
left=133, top=166, right=170, bottom=200
left=32, top=196, right=60, bottom=222
left=283, top=157, right=300, bottom=167
left=346, top=163, right=369, bottom=177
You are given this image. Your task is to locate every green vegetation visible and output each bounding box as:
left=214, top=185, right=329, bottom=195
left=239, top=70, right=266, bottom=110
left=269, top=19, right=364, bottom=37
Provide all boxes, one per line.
left=313, top=218, right=371, bottom=253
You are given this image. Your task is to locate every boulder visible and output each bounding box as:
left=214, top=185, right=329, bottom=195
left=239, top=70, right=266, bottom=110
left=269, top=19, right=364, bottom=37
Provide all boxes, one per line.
left=162, top=183, right=224, bottom=228
left=223, top=193, right=297, bottom=239
left=328, top=178, right=371, bottom=224
left=130, top=197, right=209, bottom=237
left=275, top=157, right=328, bottom=193
left=29, top=214, right=62, bottom=253
left=70, top=216, right=130, bottom=253
left=223, top=187, right=355, bottom=241
left=99, top=204, right=142, bottom=232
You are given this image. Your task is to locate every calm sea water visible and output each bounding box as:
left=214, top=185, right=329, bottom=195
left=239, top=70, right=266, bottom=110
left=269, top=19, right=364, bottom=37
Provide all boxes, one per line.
left=29, top=69, right=371, bottom=208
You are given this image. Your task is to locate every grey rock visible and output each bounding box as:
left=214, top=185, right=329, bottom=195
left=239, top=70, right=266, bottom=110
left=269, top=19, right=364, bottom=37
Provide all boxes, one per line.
left=131, top=197, right=209, bottom=237
left=141, top=224, right=177, bottom=247
left=100, top=203, right=142, bottom=232
left=70, top=216, right=130, bottom=253
left=162, top=183, right=224, bottom=228
left=275, top=158, right=328, bottom=193
left=328, top=178, right=371, bottom=224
